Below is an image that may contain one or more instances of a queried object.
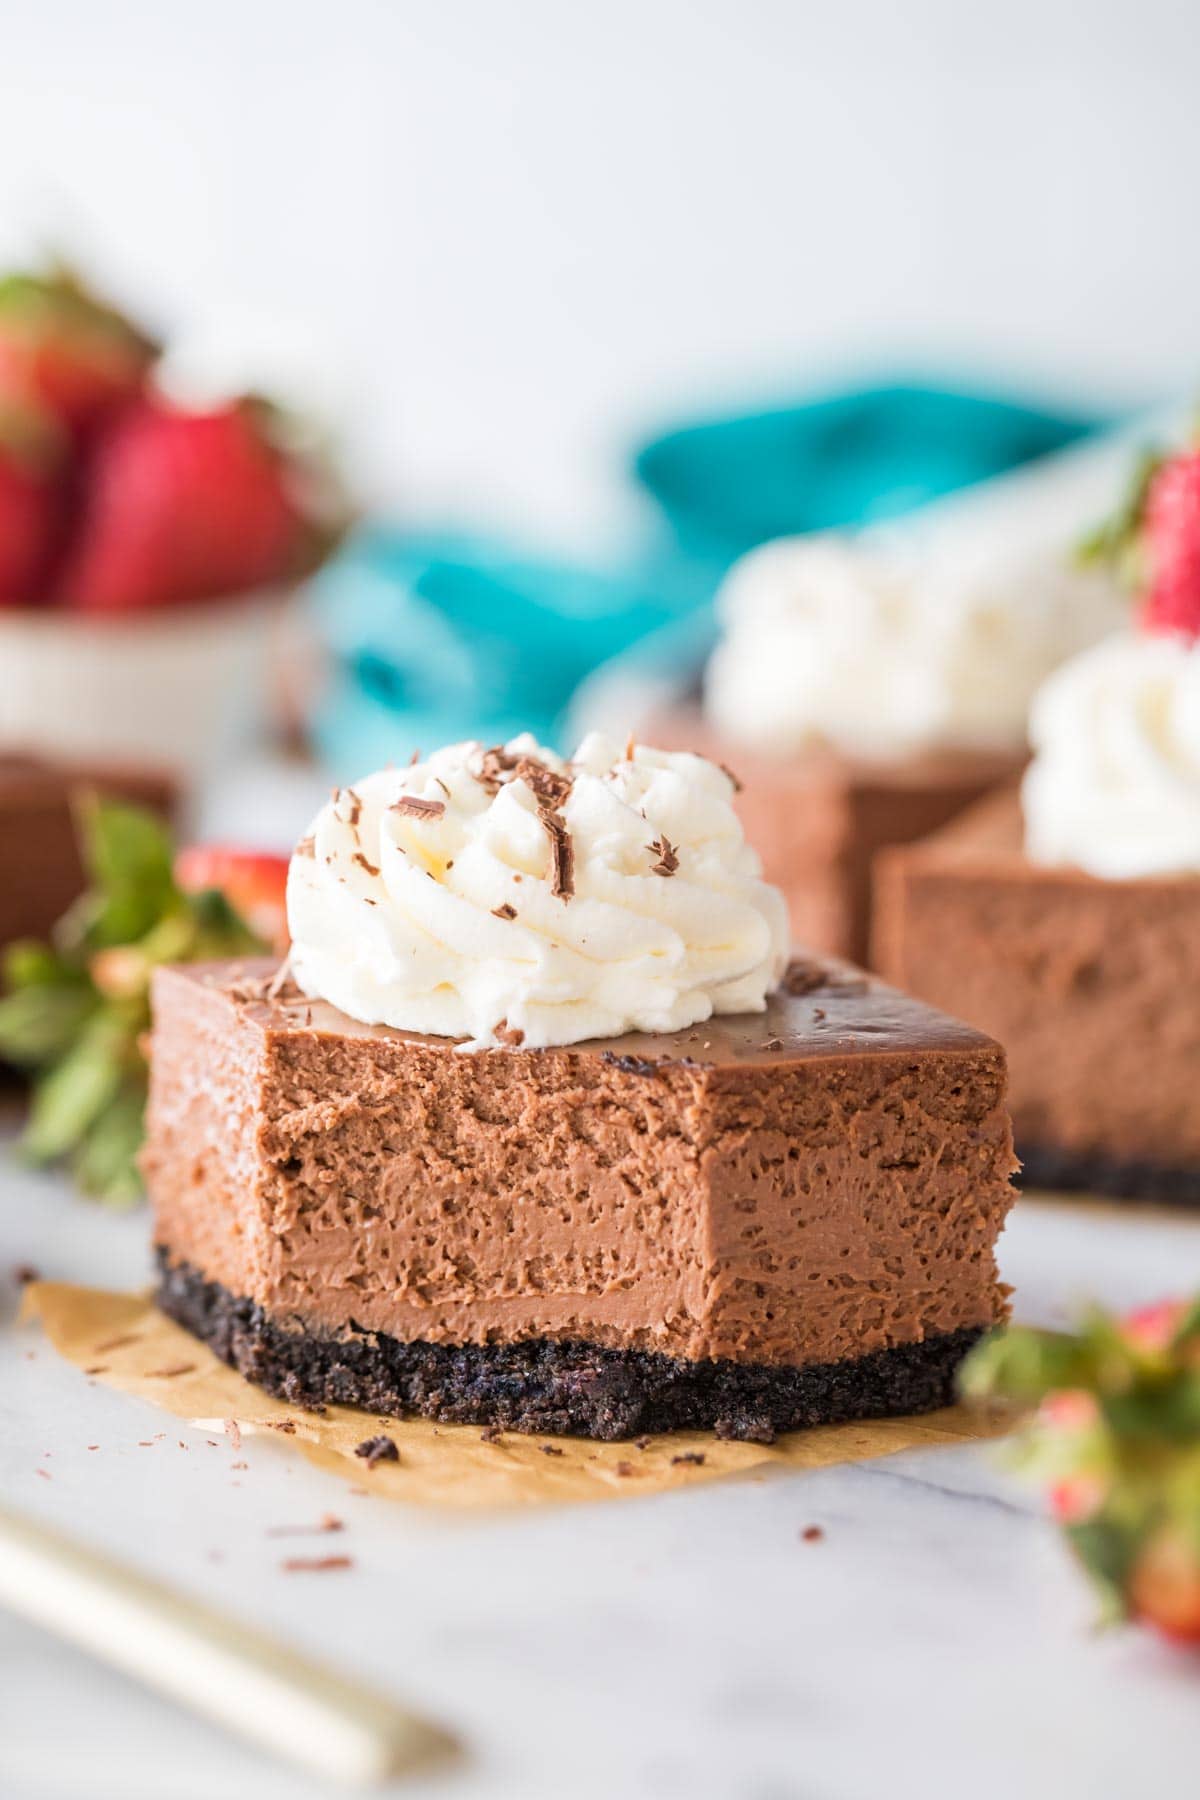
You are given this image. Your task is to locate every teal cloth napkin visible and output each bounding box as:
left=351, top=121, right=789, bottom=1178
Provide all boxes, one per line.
left=309, top=380, right=1115, bottom=773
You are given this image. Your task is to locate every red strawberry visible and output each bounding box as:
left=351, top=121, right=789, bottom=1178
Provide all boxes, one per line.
left=0, top=266, right=157, bottom=438
left=0, top=404, right=66, bottom=605
left=1122, top=1299, right=1187, bottom=1355
left=1143, top=451, right=1200, bottom=640
left=1128, top=1528, right=1200, bottom=1645
left=56, top=396, right=303, bottom=611
left=175, top=845, right=290, bottom=951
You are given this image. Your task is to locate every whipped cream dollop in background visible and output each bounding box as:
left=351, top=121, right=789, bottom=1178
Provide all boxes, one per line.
left=704, top=534, right=1126, bottom=761
left=288, top=734, right=789, bottom=1049
left=1022, top=629, right=1200, bottom=878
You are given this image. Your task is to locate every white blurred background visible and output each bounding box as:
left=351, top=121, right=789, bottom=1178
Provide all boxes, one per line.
left=0, top=0, right=1196, bottom=543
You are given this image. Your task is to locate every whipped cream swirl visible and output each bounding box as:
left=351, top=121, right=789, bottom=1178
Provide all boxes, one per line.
left=288, top=733, right=788, bottom=1049
left=1022, top=629, right=1200, bottom=878
left=705, top=534, right=1125, bottom=760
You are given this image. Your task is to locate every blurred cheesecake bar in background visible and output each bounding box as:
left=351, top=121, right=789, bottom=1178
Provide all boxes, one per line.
left=0, top=754, right=175, bottom=951
left=875, top=444, right=1200, bottom=1203
left=649, top=533, right=1125, bottom=964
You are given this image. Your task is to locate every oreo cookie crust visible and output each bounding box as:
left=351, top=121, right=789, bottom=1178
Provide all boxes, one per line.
left=1018, top=1142, right=1200, bottom=1209
left=155, top=1251, right=984, bottom=1445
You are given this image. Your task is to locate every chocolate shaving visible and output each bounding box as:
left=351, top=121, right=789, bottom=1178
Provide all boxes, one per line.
left=493, top=1019, right=525, bottom=1047
left=540, top=1444, right=564, bottom=1457
left=540, top=810, right=575, bottom=900
left=352, top=851, right=381, bottom=877
left=646, top=834, right=679, bottom=877
left=763, top=1038, right=783, bottom=1053
left=281, top=1556, right=353, bottom=1573
left=717, top=761, right=743, bottom=793
left=474, top=745, right=519, bottom=794
left=801, top=1524, right=825, bottom=1542
left=624, top=731, right=636, bottom=761
left=144, top=1363, right=197, bottom=1379
left=265, top=955, right=295, bottom=1003
left=601, top=1052, right=659, bottom=1078
left=343, top=788, right=363, bottom=827
left=781, top=957, right=827, bottom=997
left=479, top=1425, right=502, bottom=1443
left=670, top=1451, right=706, bottom=1466
left=266, top=1516, right=345, bottom=1538
left=295, top=834, right=316, bottom=859
left=513, top=755, right=573, bottom=811
left=353, top=1434, right=399, bottom=1467
left=491, top=903, right=517, bottom=920
left=391, top=795, right=446, bottom=820
left=12, top=1263, right=39, bottom=1287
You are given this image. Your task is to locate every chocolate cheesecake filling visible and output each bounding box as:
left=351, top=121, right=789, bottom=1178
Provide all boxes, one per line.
left=143, top=958, right=1015, bottom=1438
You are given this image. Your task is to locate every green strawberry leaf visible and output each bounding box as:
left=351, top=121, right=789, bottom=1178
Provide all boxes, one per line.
left=21, top=1011, right=129, bottom=1164
left=0, top=984, right=98, bottom=1067
left=71, top=1081, right=147, bottom=1206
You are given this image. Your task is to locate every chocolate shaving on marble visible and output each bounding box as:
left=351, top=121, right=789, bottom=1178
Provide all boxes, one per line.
left=646, top=834, right=679, bottom=877
left=391, top=796, right=446, bottom=820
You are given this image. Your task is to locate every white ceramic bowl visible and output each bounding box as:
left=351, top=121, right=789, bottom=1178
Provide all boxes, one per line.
left=0, top=592, right=286, bottom=785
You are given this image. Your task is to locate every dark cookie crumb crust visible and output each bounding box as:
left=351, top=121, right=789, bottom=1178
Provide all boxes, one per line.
left=155, top=1250, right=983, bottom=1444
left=1019, top=1142, right=1200, bottom=1209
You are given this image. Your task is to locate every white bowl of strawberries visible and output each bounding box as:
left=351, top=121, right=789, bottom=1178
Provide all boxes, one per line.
left=0, top=266, right=342, bottom=783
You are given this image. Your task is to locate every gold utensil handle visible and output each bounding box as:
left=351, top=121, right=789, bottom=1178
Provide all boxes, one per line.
left=0, top=1502, right=454, bottom=1786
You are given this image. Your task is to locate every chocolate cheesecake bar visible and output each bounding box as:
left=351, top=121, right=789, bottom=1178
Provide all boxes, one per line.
left=647, top=707, right=1018, bottom=965
left=874, top=788, right=1200, bottom=1205
left=0, top=754, right=175, bottom=951
left=144, top=955, right=1016, bottom=1441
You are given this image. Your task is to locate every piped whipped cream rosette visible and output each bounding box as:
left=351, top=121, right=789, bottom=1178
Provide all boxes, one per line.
left=705, top=533, right=1124, bottom=760
left=287, top=734, right=789, bottom=1049
left=1023, top=445, right=1200, bottom=880
left=1022, top=630, right=1200, bottom=879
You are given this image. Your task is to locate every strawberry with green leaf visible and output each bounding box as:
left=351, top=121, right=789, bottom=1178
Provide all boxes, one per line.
left=0, top=796, right=286, bottom=1204
left=961, top=1299, right=1200, bottom=1643
left=0, top=264, right=158, bottom=438
left=1079, top=424, right=1200, bottom=642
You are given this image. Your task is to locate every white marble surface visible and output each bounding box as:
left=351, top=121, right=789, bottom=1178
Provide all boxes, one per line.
left=2, top=1134, right=1199, bottom=1800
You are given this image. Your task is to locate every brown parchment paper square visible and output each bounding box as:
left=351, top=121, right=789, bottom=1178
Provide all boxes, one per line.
left=23, top=1283, right=1008, bottom=1509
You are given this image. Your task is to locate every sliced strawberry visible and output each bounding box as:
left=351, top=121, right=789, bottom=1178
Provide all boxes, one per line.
left=0, top=402, right=67, bottom=605
left=56, top=395, right=303, bottom=611
left=0, top=266, right=158, bottom=437
left=1143, top=451, right=1200, bottom=641
left=175, top=845, right=290, bottom=951
left=1129, top=1528, right=1200, bottom=1645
